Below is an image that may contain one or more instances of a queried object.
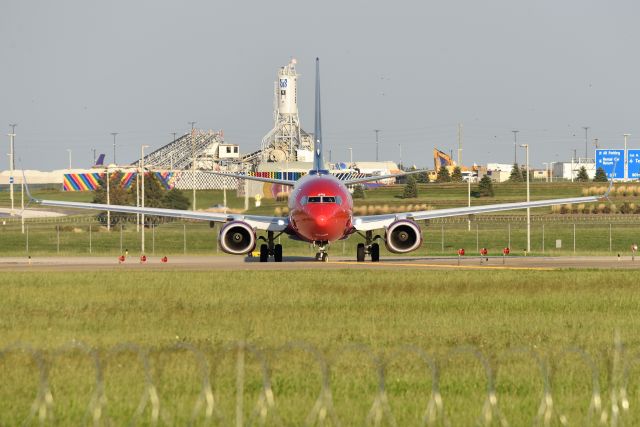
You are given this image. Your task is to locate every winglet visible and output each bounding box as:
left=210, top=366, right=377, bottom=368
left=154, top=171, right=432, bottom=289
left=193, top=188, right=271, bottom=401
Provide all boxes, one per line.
left=21, top=170, right=40, bottom=203
left=602, top=172, right=615, bottom=201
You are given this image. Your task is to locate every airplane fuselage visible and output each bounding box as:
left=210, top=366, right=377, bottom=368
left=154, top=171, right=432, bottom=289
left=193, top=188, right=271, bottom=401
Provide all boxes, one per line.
left=287, top=172, right=353, bottom=243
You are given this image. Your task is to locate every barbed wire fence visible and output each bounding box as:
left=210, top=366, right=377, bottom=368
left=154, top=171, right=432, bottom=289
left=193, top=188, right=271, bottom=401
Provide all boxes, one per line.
left=3, top=335, right=640, bottom=426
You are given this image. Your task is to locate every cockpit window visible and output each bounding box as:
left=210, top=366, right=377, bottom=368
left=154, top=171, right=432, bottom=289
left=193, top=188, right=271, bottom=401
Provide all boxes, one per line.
left=303, top=196, right=340, bottom=204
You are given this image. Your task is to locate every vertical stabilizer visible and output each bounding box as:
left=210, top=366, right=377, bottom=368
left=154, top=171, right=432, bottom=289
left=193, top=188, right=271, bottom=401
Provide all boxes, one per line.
left=313, top=58, right=324, bottom=172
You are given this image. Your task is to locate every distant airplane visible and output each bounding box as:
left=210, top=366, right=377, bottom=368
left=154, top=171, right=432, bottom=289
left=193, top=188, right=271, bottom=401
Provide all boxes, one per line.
left=93, top=154, right=106, bottom=167
left=25, top=59, right=611, bottom=262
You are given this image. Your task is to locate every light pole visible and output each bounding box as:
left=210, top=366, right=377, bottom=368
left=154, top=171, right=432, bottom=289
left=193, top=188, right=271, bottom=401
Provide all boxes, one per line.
left=374, top=129, right=380, bottom=162
left=624, top=133, right=631, bottom=182
left=66, top=149, right=72, bottom=169
left=110, top=132, right=118, bottom=165
left=189, top=121, right=197, bottom=210
left=520, top=144, right=530, bottom=253
left=583, top=126, right=590, bottom=160
left=542, top=162, right=550, bottom=183
left=141, top=145, right=149, bottom=254
left=8, top=123, right=16, bottom=216
left=92, top=148, right=96, bottom=165
left=106, top=165, right=111, bottom=231
left=348, top=147, right=353, bottom=165
left=398, top=144, right=402, bottom=169
left=512, top=130, right=519, bottom=164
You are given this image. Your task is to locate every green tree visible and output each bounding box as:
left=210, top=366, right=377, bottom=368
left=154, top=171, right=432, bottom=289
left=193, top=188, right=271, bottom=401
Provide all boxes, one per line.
left=402, top=175, right=418, bottom=198
left=165, top=188, right=190, bottom=210
left=477, top=175, right=495, bottom=197
left=594, top=167, right=608, bottom=182
left=93, top=171, right=134, bottom=225
left=352, top=185, right=365, bottom=199
left=436, top=167, right=451, bottom=183
left=451, top=166, right=463, bottom=182
left=415, top=171, right=430, bottom=183
left=508, top=164, right=523, bottom=182
left=576, top=166, right=589, bottom=182
left=520, top=166, right=529, bottom=182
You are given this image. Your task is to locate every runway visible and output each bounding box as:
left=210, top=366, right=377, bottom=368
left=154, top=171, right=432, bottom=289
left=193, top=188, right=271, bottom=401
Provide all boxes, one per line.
left=0, top=254, right=639, bottom=272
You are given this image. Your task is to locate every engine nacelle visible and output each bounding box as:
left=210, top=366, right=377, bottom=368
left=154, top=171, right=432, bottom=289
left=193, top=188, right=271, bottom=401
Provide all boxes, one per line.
left=385, top=220, right=422, bottom=254
left=218, top=221, right=256, bottom=255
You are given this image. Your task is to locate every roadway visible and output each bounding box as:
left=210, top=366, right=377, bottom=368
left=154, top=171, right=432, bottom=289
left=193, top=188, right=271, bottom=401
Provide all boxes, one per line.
left=0, top=254, right=639, bottom=272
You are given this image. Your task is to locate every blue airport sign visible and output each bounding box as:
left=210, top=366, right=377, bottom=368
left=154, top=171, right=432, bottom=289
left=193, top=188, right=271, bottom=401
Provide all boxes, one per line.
left=629, top=150, right=640, bottom=179
left=595, top=149, right=624, bottom=179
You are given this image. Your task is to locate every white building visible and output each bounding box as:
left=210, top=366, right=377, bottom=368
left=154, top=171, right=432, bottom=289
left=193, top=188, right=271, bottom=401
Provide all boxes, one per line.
left=552, top=160, right=596, bottom=180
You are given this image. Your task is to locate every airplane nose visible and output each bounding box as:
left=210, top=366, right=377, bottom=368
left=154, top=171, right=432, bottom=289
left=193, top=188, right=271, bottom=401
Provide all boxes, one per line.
left=316, top=215, right=328, bottom=226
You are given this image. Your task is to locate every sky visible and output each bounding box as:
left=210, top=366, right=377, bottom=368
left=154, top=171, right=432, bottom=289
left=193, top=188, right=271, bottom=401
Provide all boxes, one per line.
left=1, top=0, right=639, bottom=170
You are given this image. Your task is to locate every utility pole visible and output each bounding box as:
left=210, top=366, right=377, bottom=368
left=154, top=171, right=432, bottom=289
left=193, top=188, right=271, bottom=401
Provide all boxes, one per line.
left=348, top=147, right=353, bottom=165
left=582, top=126, right=589, bottom=160
left=520, top=143, right=530, bottom=253
left=8, top=123, right=17, bottom=216
left=374, top=129, right=380, bottom=162
left=624, top=133, right=631, bottom=182
left=189, top=121, right=197, bottom=210
left=111, top=132, right=118, bottom=164
left=399, top=144, right=402, bottom=169
left=92, top=148, right=96, bottom=165
left=457, top=123, right=463, bottom=166
left=141, top=145, right=149, bottom=253
left=512, top=130, right=519, bottom=165
left=66, top=149, right=72, bottom=169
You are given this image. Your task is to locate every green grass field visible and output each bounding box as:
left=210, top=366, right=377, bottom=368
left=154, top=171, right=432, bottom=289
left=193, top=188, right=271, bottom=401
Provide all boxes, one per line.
left=2, top=269, right=639, bottom=425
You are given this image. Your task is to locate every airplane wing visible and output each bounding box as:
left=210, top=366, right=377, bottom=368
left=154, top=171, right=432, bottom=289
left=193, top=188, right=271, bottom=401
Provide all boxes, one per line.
left=202, top=171, right=296, bottom=186
left=343, top=169, right=426, bottom=186
left=25, top=188, right=288, bottom=232
left=352, top=194, right=604, bottom=231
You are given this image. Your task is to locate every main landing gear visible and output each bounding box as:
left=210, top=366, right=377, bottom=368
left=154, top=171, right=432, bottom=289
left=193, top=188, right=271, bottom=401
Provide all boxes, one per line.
left=258, top=231, right=283, bottom=262
left=356, top=231, right=382, bottom=263
left=313, top=241, right=330, bottom=262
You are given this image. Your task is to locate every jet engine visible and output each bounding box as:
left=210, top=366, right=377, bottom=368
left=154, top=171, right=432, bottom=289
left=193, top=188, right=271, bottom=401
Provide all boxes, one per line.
left=385, top=220, right=422, bottom=254
left=218, top=221, right=256, bottom=255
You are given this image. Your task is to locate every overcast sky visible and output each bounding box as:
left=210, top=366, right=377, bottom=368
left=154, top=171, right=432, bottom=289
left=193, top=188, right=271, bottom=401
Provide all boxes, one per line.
left=1, top=0, right=639, bottom=170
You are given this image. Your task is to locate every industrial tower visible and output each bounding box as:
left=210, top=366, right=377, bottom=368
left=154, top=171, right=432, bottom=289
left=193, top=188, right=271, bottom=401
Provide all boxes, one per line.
left=260, top=58, right=314, bottom=163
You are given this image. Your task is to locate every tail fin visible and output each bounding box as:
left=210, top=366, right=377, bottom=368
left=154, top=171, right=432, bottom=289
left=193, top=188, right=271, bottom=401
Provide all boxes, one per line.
left=313, top=57, right=324, bottom=172
left=94, top=153, right=105, bottom=166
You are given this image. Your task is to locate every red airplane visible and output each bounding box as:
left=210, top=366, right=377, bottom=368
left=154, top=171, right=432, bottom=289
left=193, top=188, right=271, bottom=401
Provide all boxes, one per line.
left=26, top=58, right=610, bottom=262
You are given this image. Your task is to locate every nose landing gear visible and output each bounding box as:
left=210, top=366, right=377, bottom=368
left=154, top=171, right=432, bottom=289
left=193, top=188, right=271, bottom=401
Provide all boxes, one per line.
left=258, top=231, right=284, bottom=262
left=313, top=241, right=330, bottom=262
left=356, top=231, right=382, bottom=262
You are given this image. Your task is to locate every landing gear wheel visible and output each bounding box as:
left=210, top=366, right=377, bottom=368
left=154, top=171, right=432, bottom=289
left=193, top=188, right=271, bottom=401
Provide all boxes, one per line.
left=371, top=243, right=380, bottom=262
left=274, top=244, right=283, bottom=262
left=357, top=243, right=365, bottom=262
left=315, top=252, right=323, bottom=261
left=259, top=244, right=269, bottom=263
left=322, top=253, right=329, bottom=262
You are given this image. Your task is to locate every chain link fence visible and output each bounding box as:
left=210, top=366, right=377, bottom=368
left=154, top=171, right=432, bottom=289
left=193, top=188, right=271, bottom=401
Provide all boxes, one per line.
left=2, top=216, right=640, bottom=257
left=2, top=337, right=640, bottom=425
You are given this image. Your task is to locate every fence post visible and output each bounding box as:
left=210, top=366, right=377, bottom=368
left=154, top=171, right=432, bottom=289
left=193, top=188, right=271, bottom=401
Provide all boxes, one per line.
left=152, top=223, right=155, bottom=255
left=476, top=223, right=479, bottom=252
left=441, top=224, right=444, bottom=252
left=542, top=223, right=545, bottom=254
left=183, top=223, right=187, bottom=254
left=508, top=223, right=511, bottom=249
left=120, top=223, right=123, bottom=253
left=573, top=223, right=576, bottom=254
left=26, top=225, right=29, bottom=254
left=57, top=225, right=60, bottom=254
left=609, top=223, right=612, bottom=253
left=89, top=224, right=92, bottom=254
